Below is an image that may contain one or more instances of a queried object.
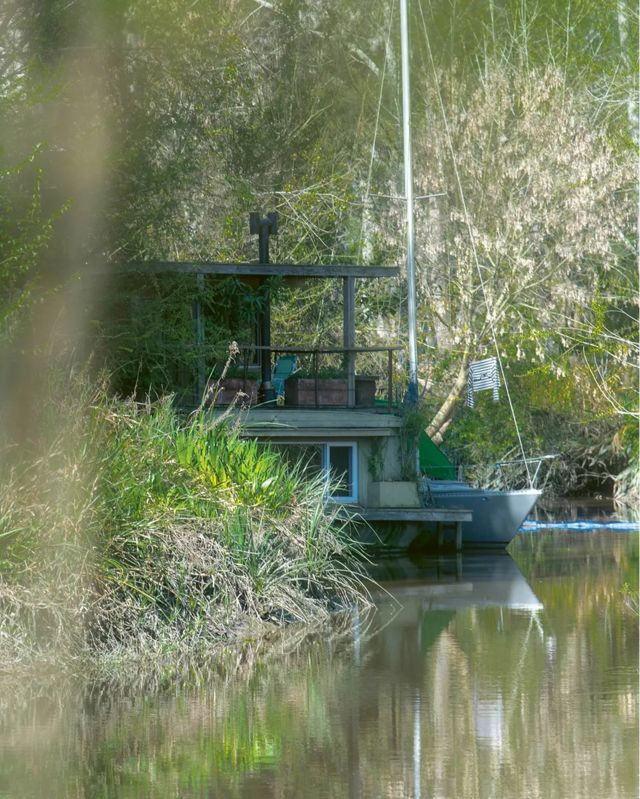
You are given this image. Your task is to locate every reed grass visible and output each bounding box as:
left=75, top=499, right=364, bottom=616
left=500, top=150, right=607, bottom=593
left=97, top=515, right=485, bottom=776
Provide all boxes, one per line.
left=0, top=372, right=369, bottom=676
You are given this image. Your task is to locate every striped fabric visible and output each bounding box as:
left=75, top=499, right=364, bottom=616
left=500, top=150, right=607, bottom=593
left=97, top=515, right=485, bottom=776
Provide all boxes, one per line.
left=466, top=357, right=500, bottom=407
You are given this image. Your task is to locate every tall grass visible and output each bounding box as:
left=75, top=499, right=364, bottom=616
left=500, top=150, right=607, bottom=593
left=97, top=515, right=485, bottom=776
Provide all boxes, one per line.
left=0, top=372, right=368, bottom=675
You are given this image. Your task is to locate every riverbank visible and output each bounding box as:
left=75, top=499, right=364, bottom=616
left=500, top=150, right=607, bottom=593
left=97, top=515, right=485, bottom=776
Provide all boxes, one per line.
left=0, top=374, right=369, bottom=678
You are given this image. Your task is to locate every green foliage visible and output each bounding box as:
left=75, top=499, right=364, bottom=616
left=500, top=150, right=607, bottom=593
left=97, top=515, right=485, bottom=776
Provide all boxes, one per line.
left=0, top=145, right=68, bottom=341
left=175, top=419, right=302, bottom=512
left=445, top=390, right=530, bottom=463
left=398, top=402, right=432, bottom=480
left=95, top=275, right=271, bottom=400
left=0, top=372, right=367, bottom=672
left=611, top=417, right=640, bottom=506
left=292, top=367, right=347, bottom=380
left=367, top=439, right=386, bottom=482
left=438, top=360, right=636, bottom=497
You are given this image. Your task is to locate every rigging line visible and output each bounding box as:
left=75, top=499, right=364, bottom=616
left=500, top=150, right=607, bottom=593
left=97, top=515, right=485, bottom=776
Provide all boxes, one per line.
left=359, top=0, right=396, bottom=263
left=417, top=3, right=533, bottom=487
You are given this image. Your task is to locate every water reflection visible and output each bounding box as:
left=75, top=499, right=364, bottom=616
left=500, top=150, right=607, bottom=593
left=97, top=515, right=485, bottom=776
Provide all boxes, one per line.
left=357, top=554, right=548, bottom=798
left=370, top=552, right=544, bottom=609
left=1, top=532, right=637, bottom=799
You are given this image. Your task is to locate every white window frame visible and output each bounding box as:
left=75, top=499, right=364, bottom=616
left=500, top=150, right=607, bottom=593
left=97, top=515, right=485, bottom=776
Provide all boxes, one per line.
left=267, top=440, right=359, bottom=504
left=322, top=441, right=358, bottom=504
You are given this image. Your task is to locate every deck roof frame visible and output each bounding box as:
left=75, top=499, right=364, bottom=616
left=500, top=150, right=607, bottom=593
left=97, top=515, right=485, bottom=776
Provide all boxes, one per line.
left=110, top=261, right=400, bottom=279
left=104, top=213, right=400, bottom=406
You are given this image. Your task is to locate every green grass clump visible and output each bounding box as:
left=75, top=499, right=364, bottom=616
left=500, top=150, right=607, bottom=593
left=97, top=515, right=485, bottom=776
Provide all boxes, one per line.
left=0, top=375, right=367, bottom=675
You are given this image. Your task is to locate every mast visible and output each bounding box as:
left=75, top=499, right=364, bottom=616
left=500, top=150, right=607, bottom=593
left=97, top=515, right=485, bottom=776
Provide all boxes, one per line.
left=400, top=0, right=419, bottom=404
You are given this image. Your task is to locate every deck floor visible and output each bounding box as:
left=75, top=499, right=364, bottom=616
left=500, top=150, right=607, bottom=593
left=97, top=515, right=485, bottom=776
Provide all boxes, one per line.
left=348, top=506, right=471, bottom=523
left=339, top=505, right=472, bottom=551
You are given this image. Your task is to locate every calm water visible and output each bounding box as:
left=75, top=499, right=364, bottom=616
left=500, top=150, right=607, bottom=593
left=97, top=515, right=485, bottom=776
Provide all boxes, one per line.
left=1, top=530, right=638, bottom=799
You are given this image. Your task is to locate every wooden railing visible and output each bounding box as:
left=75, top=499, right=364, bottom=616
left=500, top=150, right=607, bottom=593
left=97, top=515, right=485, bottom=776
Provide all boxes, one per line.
left=215, top=344, right=402, bottom=409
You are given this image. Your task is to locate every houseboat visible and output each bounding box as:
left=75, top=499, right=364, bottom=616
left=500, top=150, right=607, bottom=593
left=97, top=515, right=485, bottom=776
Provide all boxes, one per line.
left=202, top=212, right=471, bottom=550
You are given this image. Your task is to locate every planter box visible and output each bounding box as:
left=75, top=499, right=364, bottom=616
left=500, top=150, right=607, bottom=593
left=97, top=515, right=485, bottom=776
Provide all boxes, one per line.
left=355, top=376, right=376, bottom=407
left=284, top=376, right=376, bottom=408
left=285, top=378, right=346, bottom=407
left=210, top=377, right=258, bottom=406
left=369, top=481, right=421, bottom=508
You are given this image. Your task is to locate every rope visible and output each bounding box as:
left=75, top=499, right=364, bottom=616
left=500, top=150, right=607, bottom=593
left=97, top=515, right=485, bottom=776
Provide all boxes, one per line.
left=417, top=3, right=533, bottom=488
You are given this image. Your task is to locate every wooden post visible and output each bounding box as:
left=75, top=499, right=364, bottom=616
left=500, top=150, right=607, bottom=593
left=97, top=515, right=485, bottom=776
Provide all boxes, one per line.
left=313, top=350, right=319, bottom=408
left=250, top=212, right=278, bottom=405
left=436, top=521, right=462, bottom=551
left=343, top=277, right=356, bottom=408
left=192, top=272, right=205, bottom=404
left=242, top=347, right=249, bottom=382
left=387, top=349, right=394, bottom=408
left=455, top=521, right=462, bottom=552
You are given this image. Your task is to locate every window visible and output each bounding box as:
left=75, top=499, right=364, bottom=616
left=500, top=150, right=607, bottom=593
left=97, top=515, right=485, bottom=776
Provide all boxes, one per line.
left=270, top=443, right=324, bottom=478
left=323, top=443, right=358, bottom=503
left=266, top=441, right=358, bottom=504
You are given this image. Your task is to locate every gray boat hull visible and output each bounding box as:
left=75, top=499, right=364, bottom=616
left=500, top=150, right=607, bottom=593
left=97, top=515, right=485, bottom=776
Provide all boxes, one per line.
left=425, top=481, right=541, bottom=546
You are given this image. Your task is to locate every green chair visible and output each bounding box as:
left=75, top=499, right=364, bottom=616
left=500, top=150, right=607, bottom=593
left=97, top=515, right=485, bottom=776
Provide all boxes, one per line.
left=272, top=355, right=298, bottom=398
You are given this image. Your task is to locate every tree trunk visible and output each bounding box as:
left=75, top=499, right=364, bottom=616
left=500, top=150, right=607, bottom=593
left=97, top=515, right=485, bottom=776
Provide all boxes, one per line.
left=426, top=352, right=469, bottom=442
left=430, top=417, right=452, bottom=446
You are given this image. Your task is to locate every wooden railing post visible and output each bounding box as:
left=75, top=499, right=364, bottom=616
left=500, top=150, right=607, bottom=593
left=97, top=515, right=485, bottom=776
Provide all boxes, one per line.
left=192, top=272, right=206, bottom=404
left=343, top=276, right=356, bottom=408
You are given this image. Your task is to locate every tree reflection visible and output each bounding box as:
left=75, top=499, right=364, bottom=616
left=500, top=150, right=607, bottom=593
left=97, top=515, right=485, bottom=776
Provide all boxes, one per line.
left=0, top=533, right=637, bottom=798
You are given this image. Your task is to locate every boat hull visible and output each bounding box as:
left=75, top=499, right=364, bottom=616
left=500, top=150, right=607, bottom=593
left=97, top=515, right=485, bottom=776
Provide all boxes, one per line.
left=425, top=482, right=541, bottom=546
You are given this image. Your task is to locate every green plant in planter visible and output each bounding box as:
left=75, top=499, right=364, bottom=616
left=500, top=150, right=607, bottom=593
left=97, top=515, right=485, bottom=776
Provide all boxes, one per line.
left=291, top=368, right=377, bottom=380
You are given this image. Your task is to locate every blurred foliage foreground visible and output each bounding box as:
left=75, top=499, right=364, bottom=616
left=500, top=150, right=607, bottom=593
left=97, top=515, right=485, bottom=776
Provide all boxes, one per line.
left=0, top=370, right=368, bottom=677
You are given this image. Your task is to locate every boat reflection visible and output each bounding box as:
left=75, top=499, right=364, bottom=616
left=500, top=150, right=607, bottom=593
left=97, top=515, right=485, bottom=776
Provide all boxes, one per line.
left=339, top=554, right=545, bottom=798
left=369, top=552, right=543, bottom=611
left=358, top=553, right=543, bottom=687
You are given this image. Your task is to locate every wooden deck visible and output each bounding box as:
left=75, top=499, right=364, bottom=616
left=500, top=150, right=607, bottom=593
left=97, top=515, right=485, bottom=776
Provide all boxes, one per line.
left=339, top=506, right=472, bottom=551
left=351, top=507, right=472, bottom=523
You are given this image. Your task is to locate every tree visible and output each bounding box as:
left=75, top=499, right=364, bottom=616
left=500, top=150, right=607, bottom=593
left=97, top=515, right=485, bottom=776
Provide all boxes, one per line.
left=0, top=2, right=66, bottom=340
left=406, top=63, right=634, bottom=443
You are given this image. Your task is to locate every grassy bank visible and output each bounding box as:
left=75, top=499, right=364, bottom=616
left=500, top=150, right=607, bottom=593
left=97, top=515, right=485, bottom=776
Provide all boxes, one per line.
left=0, top=374, right=368, bottom=677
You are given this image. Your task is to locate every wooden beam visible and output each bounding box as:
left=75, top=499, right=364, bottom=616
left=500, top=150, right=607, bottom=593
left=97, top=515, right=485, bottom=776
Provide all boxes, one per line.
left=104, top=262, right=400, bottom=279
left=213, top=408, right=403, bottom=429
left=253, top=345, right=402, bottom=354
left=352, top=507, right=472, bottom=523
left=238, top=427, right=398, bottom=439
left=343, top=276, right=356, bottom=408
